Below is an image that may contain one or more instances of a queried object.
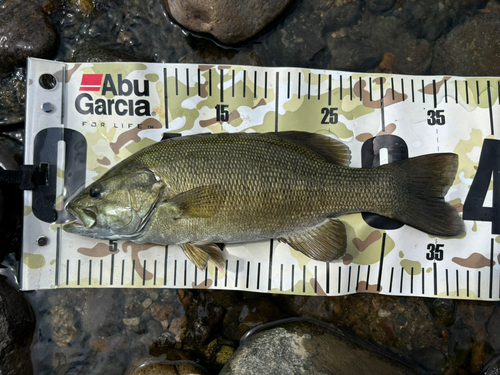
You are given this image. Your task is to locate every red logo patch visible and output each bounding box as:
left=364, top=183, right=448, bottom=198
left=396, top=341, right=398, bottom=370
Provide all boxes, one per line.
left=79, top=74, right=103, bottom=92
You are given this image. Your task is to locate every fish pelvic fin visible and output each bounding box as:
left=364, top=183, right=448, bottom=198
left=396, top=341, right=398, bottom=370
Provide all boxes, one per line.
left=166, top=185, right=225, bottom=219
left=385, top=153, right=465, bottom=236
left=181, top=242, right=225, bottom=271
left=278, top=218, right=347, bottom=262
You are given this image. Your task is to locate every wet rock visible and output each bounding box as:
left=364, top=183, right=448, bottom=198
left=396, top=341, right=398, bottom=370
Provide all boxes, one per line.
left=410, top=346, right=447, bottom=373
left=391, top=0, right=484, bottom=42
left=220, top=319, right=418, bottom=375
left=70, top=44, right=141, bottom=63
left=81, top=289, right=124, bottom=338
left=183, top=292, right=225, bottom=346
left=448, top=321, right=475, bottom=368
left=254, top=0, right=325, bottom=67
left=483, top=354, right=500, bottom=375
left=487, top=304, right=500, bottom=351
left=426, top=298, right=457, bottom=327
left=322, top=0, right=362, bottom=32
left=431, top=13, right=500, bottom=76
left=51, top=305, right=78, bottom=346
left=0, top=68, right=26, bottom=125
left=222, top=298, right=282, bottom=341
left=0, top=277, right=35, bottom=375
left=365, top=0, right=396, bottom=13
left=163, top=0, right=294, bottom=45
left=0, top=0, right=57, bottom=73
left=325, top=14, right=432, bottom=74
left=125, top=355, right=208, bottom=375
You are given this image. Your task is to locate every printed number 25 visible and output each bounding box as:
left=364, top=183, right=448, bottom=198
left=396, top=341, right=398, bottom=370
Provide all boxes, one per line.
left=321, top=107, right=339, bottom=124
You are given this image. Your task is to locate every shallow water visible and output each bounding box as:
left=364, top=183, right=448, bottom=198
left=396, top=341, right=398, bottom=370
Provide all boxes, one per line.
left=2, top=0, right=500, bottom=373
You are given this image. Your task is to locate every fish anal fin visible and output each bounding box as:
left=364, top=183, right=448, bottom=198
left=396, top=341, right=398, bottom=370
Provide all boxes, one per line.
left=166, top=185, right=225, bottom=219
left=275, top=131, right=351, bottom=167
left=278, top=218, right=347, bottom=262
left=181, top=242, right=226, bottom=271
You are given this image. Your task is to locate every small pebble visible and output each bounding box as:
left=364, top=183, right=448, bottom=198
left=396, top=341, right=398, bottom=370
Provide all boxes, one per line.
left=123, top=317, right=141, bottom=326
left=216, top=345, right=235, bottom=365
left=149, top=292, right=159, bottom=301
left=378, top=309, right=392, bottom=318
left=142, top=298, right=153, bottom=309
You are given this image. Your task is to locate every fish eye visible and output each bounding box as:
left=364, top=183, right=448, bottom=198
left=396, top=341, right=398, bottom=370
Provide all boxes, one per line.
left=89, top=187, right=101, bottom=198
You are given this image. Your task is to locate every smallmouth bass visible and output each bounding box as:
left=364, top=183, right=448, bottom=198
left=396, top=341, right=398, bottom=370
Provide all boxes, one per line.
left=64, top=132, right=465, bottom=270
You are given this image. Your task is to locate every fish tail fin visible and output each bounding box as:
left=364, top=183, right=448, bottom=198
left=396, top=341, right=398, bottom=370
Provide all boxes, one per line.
left=385, top=153, right=465, bottom=236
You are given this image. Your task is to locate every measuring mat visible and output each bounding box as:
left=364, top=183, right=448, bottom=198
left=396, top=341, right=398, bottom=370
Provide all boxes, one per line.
left=21, top=58, right=500, bottom=300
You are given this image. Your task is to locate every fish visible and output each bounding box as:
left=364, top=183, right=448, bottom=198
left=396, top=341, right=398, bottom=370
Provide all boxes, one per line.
left=63, top=131, right=465, bottom=270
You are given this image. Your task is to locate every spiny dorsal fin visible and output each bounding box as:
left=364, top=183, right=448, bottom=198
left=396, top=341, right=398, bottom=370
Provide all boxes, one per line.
left=165, top=185, right=225, bottom=219
left=181, top=242, right=225, bottom=271
left=278, top=218, right=347, bottom=262
left=275, top=131, right=351, bottom=167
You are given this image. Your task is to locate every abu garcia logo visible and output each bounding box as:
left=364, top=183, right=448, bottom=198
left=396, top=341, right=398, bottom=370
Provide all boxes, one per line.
left=75, top=74, right=151, bottom=116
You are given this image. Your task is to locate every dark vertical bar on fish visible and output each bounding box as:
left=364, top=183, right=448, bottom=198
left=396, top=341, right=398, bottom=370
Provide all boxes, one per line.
left=377, top=233, right=386, bottom=291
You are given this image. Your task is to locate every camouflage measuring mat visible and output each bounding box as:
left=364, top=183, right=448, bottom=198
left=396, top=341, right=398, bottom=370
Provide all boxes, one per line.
left=21, top=58, right=500, bottom=301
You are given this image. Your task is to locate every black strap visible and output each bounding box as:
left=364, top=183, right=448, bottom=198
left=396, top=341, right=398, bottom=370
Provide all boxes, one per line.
left=0, top=164, right=48, bottom=190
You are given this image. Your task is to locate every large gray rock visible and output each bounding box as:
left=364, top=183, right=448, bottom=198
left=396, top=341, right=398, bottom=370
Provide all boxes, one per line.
left=0, top=277, right=36, bottom=375
left=431, top=13, right=500, bottom=76
left=220, top=319, right=419, bottom=375
left=0, top=0, right=57, bottom=73
left=162, top=0, right=294, bottom=45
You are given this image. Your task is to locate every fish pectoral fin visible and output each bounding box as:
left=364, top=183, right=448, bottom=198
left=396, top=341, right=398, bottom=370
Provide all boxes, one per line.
left=165, top=185, right=225, bottom=219
left=181, top=242, right=225, bottom=271
left=278, top=218, right=347, bottom=262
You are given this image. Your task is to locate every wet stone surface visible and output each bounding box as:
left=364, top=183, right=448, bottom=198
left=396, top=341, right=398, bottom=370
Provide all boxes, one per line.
left=1, top=0, right=500, bottom=374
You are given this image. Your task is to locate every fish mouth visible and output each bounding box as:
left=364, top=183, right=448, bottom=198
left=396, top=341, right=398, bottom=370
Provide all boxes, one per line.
left=64, top=205, right=97, bottom=230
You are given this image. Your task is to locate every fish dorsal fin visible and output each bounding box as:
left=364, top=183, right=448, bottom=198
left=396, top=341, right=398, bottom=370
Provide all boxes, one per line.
left=164, top=185, right=225, bottom=219
left=181, top=242, right=225, bottom=271
left=275, top=131, right=351, bottom=167
left=278, top=218, right=347, bottom=262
